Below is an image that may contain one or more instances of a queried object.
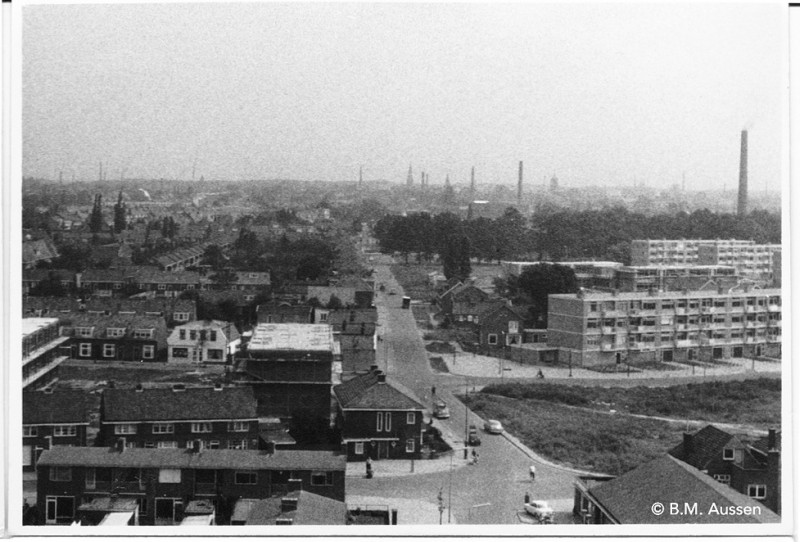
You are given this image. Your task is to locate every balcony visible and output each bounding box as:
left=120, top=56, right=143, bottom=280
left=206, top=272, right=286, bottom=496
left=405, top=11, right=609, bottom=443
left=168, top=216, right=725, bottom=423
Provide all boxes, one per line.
left=600, top=327, right=615, bottom=334
left=600, top=343, right=615, bottom=352
left=768, top=304, right=781, bottom=312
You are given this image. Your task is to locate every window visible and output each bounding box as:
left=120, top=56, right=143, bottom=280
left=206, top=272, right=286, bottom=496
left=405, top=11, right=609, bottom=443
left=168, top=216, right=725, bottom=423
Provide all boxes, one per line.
left=406, top=438, right=415, bottom=453
left=376, top=412, right=383, bottom=432
left=172, top=347, right=189, bottom=358
left=157, top=284, right=166, bottom=290
left=23, top=425, right=38, bottom=437
left=310, top=471, right=334, bottom=486
left=192, top=422, right=213, bottom=433
left=206, top=440, right=220, bottom=450
left=714, top=474, right=731, bottom=485
left=179, top=329, right=186, bottom=340
left=174, top=312, right=190, bottom=322
left=235, top=471, right=257, bottom=485
left=45, top=496, right=74, bottom=524
left=134, top=329, right=154, bottom=339
left=407, top=412, right=415, bottom=425
left=190, top=330, right=197, bottom=340
left=115, top=424, right=137, bottom=435
left=210, top=331, right=217, bottom=341
left=157, top=441, right=178, bottom=449
left=53, top=425, right=77, bottom=437
left=158, top=469, right=182, bottom=483
left=227, top=439, right=248, bottom=450
left=722, top=448, right=734, bottom=460
left=103, top=344, right=116, bottom=358
left=142, top=345, right=154, bottom=359
left=106, top=328, right=125, bottom=338
left=79, top=343, right=92, bottom=357
left=50, top=466, right=72, bottom=482
left=200, top=330, right=207, bottom=341
left=747, top=485, right=767, bottom=499
left=152, top=423, right=174, bottom=434
left=207, top=349, right=224, bottom=361
left=228, top=421, right=249, bottom=432
left=354, top=442, right=364, bottom=455
left=75, top=327, right=93, bottom=338
left=487, top=334, right=498, bottom=345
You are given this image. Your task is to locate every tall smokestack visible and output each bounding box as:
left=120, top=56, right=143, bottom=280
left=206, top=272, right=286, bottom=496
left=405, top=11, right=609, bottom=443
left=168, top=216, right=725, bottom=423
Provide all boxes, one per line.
left=406, top=164, right=414, bottom=187
left=517, top=161, right=523, bottom=203
left=738, top=130, right=748, bottom=216
left=470, top=166, right=475, bottom=195
left=359, top=166, right=363, bottom=188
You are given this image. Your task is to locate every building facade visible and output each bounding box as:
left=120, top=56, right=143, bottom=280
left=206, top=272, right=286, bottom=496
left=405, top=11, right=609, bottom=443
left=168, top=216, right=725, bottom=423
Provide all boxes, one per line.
left=22, top=317, right=71, bottom=390
left=167, top=320, right=241, bottom=363
left=23, top=389, right=89, bottom=471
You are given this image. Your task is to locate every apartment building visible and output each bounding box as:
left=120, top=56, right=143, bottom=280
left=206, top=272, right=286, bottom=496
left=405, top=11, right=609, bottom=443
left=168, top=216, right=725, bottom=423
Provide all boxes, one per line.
left=22, top=317, right=71, bottom=390
left=630, top=239, right=756, bottom=267
left=697, top=244, right=781, bottom=282
left=614, top=265, right=739, bottom=293
left=501, top=261, right=622, bottom=289
left=547, top=287, right=781, bottom=366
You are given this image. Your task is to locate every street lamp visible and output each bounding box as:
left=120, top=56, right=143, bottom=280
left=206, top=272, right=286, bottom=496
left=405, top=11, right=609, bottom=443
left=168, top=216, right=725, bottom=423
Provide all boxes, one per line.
left=464, top=378, right=470, bottom=460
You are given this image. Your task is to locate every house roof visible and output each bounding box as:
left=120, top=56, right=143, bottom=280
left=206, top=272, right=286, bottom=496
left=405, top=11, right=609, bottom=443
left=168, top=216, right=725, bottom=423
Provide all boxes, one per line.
left=23, top=389, right=89, bottom=424
left=169, top=320, right=241, bottom=343
left=22, top=269, right=76, bottom=282
left=60, top=313, right=168, bottom=341
left=668, top=425, right=739, bottom=471
left=37, top=446, right=347, bottom=471
left=247, top=324, right=335, bottom=352
left=23, top=239, right=59, bottom=264
left=451, top=300, right=506, bottom=316
left=102, top=386, right=256, bottom=422
left=333, top=371, right=425, bottom=411
left=481, top=303, right=525, bottom=321
left=588, top=455, right=780, bottom=523
left=244, top=491, right=347, bottom=525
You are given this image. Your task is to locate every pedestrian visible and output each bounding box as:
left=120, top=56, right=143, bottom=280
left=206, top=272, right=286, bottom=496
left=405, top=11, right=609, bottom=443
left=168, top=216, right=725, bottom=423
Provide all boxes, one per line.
left=431, top=386, right=436, bottom=396
left=524, top=491, right=530, bottom=504
left=366, top=457, right=373, bottom=478
left=529, top=465, right=536, bottom=481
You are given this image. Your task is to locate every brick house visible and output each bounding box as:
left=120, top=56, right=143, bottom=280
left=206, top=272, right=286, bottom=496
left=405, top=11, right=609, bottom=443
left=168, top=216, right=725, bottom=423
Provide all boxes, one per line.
left=35, top=446, right=346, bottom=525
left=23, top=389, right=89, bottom=471
left=478, top=304, right=525, bottom=348
left=327, top=309, right=378, bottom=376
left=333, top=368, right=426, bottom=461
left=24, top=296, right=197, bottom=327
left=438, top=283, right=490, bottom=316
left=98, top=385, right=259, bottom=450
left=60, top=313, right=168, bottom=362
left=166, top=320, right=241, bottom=363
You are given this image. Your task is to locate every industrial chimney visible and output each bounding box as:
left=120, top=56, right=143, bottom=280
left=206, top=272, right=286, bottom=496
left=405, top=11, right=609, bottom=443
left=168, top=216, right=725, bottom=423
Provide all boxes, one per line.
left=737, top=130, right=748, bottom=216
left=517, top=161, right=524, bottom=203
left=470, top=166, right=476, bottom=195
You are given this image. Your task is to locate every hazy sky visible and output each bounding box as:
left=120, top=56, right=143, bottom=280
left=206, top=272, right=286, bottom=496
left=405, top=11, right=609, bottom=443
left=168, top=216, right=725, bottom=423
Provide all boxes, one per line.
left=23, top=2, right=785, bottom=189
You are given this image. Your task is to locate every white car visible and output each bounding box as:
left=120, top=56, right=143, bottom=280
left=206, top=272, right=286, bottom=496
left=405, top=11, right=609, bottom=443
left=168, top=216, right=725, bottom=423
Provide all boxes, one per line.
left=484, top=419, right=504, bottom=434
left=524, top=500, right=554, bottom=522
left=433, top=400, right=451, bottom=419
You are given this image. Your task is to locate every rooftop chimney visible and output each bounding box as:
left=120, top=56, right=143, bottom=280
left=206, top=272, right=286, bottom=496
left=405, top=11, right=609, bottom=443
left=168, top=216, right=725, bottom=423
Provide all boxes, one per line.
left=377, top=372, right=387, bottom=384
left=737, top=130, right=748, bottom=216
left=288, top=478, right=302, bottom=492
left=281, top=497, right=299, bottom=513
left=213, top=382, right=223, bottom=391
left=370, top=364, right=379, bottom=373
left=517, top=161, right=524, bottom=203
left=768, top=428, right=777, bottom=451
left=683, top=432, right=694, bottom=454
left=135, top=384, right=143, bottom=393
left=172, top=384, right=186, bottom=392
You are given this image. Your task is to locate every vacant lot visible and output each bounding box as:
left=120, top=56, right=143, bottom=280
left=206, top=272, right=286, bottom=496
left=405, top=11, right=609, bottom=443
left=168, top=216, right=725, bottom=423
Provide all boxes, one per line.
left=463, top=393, right=680, bottom=475
left=57, top=360, right=224, bottom=388
left=390, top=263, right=440, bottom=301
left=478, top=378, right=781, bottom=426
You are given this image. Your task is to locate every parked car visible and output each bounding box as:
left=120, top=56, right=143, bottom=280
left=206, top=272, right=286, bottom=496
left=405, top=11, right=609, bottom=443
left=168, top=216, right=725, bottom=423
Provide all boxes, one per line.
left=524, top=500, right=554, bottom=523
left=484, top=419, right=504, bottom=434
left=433, top=400, right=450, bottom=419
left=467, top=424, right=481, bottom=446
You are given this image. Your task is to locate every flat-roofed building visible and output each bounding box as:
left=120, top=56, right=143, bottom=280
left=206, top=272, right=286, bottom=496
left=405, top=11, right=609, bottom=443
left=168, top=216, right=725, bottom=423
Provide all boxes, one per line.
left=501, top=261, right=623, bottom=290
left=697, top=243, right=781, bottom=282
left=547, top=287, right=781, bottom=366
left=22, top=317, right=70, bottom=390
left=630, top=239, right=755, bottom=267
left=614, top=265, right=739, bottom=293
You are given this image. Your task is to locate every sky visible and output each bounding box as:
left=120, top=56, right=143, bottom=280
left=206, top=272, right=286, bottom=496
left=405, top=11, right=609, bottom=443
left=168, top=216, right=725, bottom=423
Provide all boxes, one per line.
left=22, top=2, right=786, bottom=190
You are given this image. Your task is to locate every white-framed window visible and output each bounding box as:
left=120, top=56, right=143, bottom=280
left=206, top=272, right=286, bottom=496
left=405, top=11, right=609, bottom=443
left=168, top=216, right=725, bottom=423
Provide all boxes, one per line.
left=174, top=312, right=190, bottom=322
left=152, top=423, right=174, bottom=434
left=227, top=439, right=248, bottom=450
left=235, top=471, right=257, bottom=485
left=713, top=474, right=731, bottom=485
left=75, top=327, right=94, bottom=338
left=115, top=424, right=137, bottom=435
left=134, top=329, right=154, bottom=339
left=210, top=331, right=217, bottom=341
left=354, top=442, right=364, bottom=455
left=228, top=421, right=249, bottom=432
left=53, top=425, right=77, bottom=437
left=508, top=321, right=519, bottom=333
left=23, top=425, right=38, bottom=437
left=78, top=343, right=92, bottom=357
left=157, top=441, right=178, bottom=449
left=171, top=347, right=189, bottom=358
left=103, top=344, right=116, bottom=358
left=747, top=484, right=767, bottom=499
left=157, top=284, right=166, bottom=290
left=406, top=438, right=415, bottom=453
left=191, top=422, right=213, bottom=433
left=106, top=328, right=125, bottom=338
left=488, top=334, right=498, bottom=345
left=158, top=469, right=182, bottom=484
left=722, top=448, right=735, bottom=460
left=50, top=466, right=72, bottom=482
left=310, top=471, right=334, bottom=486
left=376, top=412, right=383, bottom=432
left=142, top=345, right=154, bottom=359
left=45, top=495, right=74, bottom=524
left=407, top=412, right=415, bottom=425
left=206, top=440, right=220, bottom=449
left=384, top=412, right=391, bottom=432
left=179, top=329, right=187, bottom=340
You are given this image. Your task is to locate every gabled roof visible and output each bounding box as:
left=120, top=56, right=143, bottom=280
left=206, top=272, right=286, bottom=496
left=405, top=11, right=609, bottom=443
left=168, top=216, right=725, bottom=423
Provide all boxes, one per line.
left=244, top=491, right=347, bottom=525
left=451, top=300, right=506, bottom=316
left=480, top=303, right=525, bottom=322
left=333, top=371, right=425, bottom=411
left=23, top=390, right=89, bottom=424
left=668, top=425, right=739, bottom=471
left=589, top=455, right=780, bottom=524
left=23, top=239, right=59, bottom=264
left=102, top=386, right=256, bottom=422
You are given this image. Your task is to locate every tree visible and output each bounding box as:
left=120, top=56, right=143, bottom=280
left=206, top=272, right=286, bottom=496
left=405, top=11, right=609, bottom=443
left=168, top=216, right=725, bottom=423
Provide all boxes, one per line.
left=202, top=244, right=227, bottom=271
left=517, top=264, right=578, bottom=328
left=327, top=294, right=343, bottom=310
left=89, top=194, right=104, bottom=233
left=457, top=236, right=472, bottom=281
left=113, top=191, right=127, bottom=233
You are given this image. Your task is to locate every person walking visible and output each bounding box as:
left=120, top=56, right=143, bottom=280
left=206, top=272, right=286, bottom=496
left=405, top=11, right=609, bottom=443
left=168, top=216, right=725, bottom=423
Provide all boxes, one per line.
left=529, top=465, right=536, bottom=481
left=366, top=457, right=373, bottom=479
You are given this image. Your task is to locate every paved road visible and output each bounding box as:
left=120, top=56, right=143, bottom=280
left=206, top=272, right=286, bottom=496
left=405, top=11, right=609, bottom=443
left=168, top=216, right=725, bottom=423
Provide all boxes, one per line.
left=350, top=259, right=578, bottom=525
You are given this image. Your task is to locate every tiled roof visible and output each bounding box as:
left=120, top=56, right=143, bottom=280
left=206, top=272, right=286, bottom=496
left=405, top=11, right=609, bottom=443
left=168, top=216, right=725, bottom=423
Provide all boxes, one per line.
left=22, top=269, right=76, bottom=282
left=102, top=386, right=256, bottom=422
left=23, top=296, right=82, bottom=314
left=23, top=239, right=59, bottom=264
left=60, top=313, right=167, bottom=341
left=245, top=491, right=347, bottom=525
left=37, top=446, right=347, bottom=471
left=333, top=371, right=425, bottom=411
left=589, top=455, right=780, bottom=523
left=668, top=425, right=739, bottom=471
left=451, top=300, right=506, bottom=316
left=23, top=390, right=89, bottom=424
left=751, top=431, right=781, bottom=454
left=327, top=309, right=379, bottom=326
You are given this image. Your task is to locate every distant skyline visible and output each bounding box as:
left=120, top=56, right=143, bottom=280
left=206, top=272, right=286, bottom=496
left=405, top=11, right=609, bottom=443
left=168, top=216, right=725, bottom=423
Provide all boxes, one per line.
left=23, top=3, right=785, bottom=191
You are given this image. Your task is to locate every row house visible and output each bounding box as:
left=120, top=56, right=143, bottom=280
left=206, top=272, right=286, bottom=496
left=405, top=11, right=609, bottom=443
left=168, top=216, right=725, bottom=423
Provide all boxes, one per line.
left=478, top=304, right=526, bottom=348
left=60, top=314, right=169, bottom=362
left=669, top=425, right=781, bottom=515
left=24, top=296, right=196, bottom=327
left=77, top=267, right=209, bottom=298
left=155, top=246, right=206, bottom=272
left=326, top=309, right=378, bottom=376
left=333, top=368, right=426, bottom=461
left=573, top=455, right=779, bottom=524
left=36, top=445, right=346, bottom=525
left=232, top=324, right=341, bottom=420
left=306, top=277, right=374, bottom=309
left=23, top=389, right=89, bottom=470
left=22, top=269, right=77, bottom=296
left=500, top=261, right=623, bottom=290
left=547, top=287, right=781, bottom=366
left=167, top=320, right=241, bottom=363
left=449, top=300, right=506, bottom=328
left=99, top=385, right=259, bottom=451
left=23, top=317, right=71, bottom=390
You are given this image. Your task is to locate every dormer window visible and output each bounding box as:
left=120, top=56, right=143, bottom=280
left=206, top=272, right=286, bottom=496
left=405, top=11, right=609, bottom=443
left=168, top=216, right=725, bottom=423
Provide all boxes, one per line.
left=722, top=448, right=735, bottom=460
left=134, top=329, right=154, bottom=340
left=75, top=327, right=94, bottom=338
left=106, top=327, right=125, bottom=338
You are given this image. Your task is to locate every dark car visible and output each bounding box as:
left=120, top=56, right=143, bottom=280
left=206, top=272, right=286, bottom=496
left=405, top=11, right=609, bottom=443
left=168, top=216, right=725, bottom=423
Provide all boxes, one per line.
left=468, top=424, right=481, bottom=446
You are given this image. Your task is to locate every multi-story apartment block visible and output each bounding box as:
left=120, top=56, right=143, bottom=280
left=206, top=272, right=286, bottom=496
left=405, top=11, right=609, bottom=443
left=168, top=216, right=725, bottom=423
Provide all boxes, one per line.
left=232, top=324, right=341, bottom=420
left=501, top=261, right=623, bottom=290
left=630, top=239, right=756, bottom=267
left=697, top=244, right=781, bottom=282
left=22, top=317, right=71, bottom=390
left=614, top=265, right=739, bottom=293
left=167, top=320, right=241, bottom=363
left=23, top=389, right=89, bottom=470
left=36, top=445, right=346, bottom=525
left=548, top=287, right=781, bottom=366
left=98, top=384, right=259, bottom=450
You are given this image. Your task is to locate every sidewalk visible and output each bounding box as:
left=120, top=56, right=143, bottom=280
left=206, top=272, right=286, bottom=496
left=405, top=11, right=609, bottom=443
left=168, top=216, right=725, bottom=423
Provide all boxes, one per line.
left=346, top=495, right=454, bottom=525
left=345, top=452, right=472, bottom=479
